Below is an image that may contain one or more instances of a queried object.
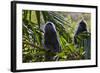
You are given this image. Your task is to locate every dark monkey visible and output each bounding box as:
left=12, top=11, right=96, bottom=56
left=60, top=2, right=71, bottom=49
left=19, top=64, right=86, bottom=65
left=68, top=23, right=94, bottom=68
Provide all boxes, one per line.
left=74, top=20, right=87, bottom=44
left=44, top=22, right=61, bottom=61
left=44, top=22, right=61, bottom=52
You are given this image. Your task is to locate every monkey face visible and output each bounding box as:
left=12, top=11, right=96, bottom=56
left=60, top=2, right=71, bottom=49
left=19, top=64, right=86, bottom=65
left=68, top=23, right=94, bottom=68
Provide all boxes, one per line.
left=44, top=22, right=56, bottom=33
left=79, top=20, right=87, bottom=31
left=75, top=20, right=87, bottom=35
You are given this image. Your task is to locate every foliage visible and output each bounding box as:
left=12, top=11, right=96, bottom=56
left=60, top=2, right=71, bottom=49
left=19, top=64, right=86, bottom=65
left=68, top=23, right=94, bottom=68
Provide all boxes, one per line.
left=22, top=10, right=91, bottom=62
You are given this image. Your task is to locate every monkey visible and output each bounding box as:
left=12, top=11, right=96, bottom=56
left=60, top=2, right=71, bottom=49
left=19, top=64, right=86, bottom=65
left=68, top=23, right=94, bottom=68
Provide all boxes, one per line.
left=44, top=22, right=61, bottom=52
left=73, top=20, right=91, bottom=59
left=74, top=20, right=87, bottom=45
left=44, top=22, right=61, bottom=61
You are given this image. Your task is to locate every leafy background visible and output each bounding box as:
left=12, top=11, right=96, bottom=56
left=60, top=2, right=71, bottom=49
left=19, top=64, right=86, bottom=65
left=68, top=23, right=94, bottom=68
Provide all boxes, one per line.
left=22, top=10, right=91, bottom=63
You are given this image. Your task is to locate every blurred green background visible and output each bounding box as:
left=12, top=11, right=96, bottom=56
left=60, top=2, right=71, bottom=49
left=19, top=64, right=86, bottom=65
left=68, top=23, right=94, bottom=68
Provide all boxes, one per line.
left=22, top=10, right=91, bottom=63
